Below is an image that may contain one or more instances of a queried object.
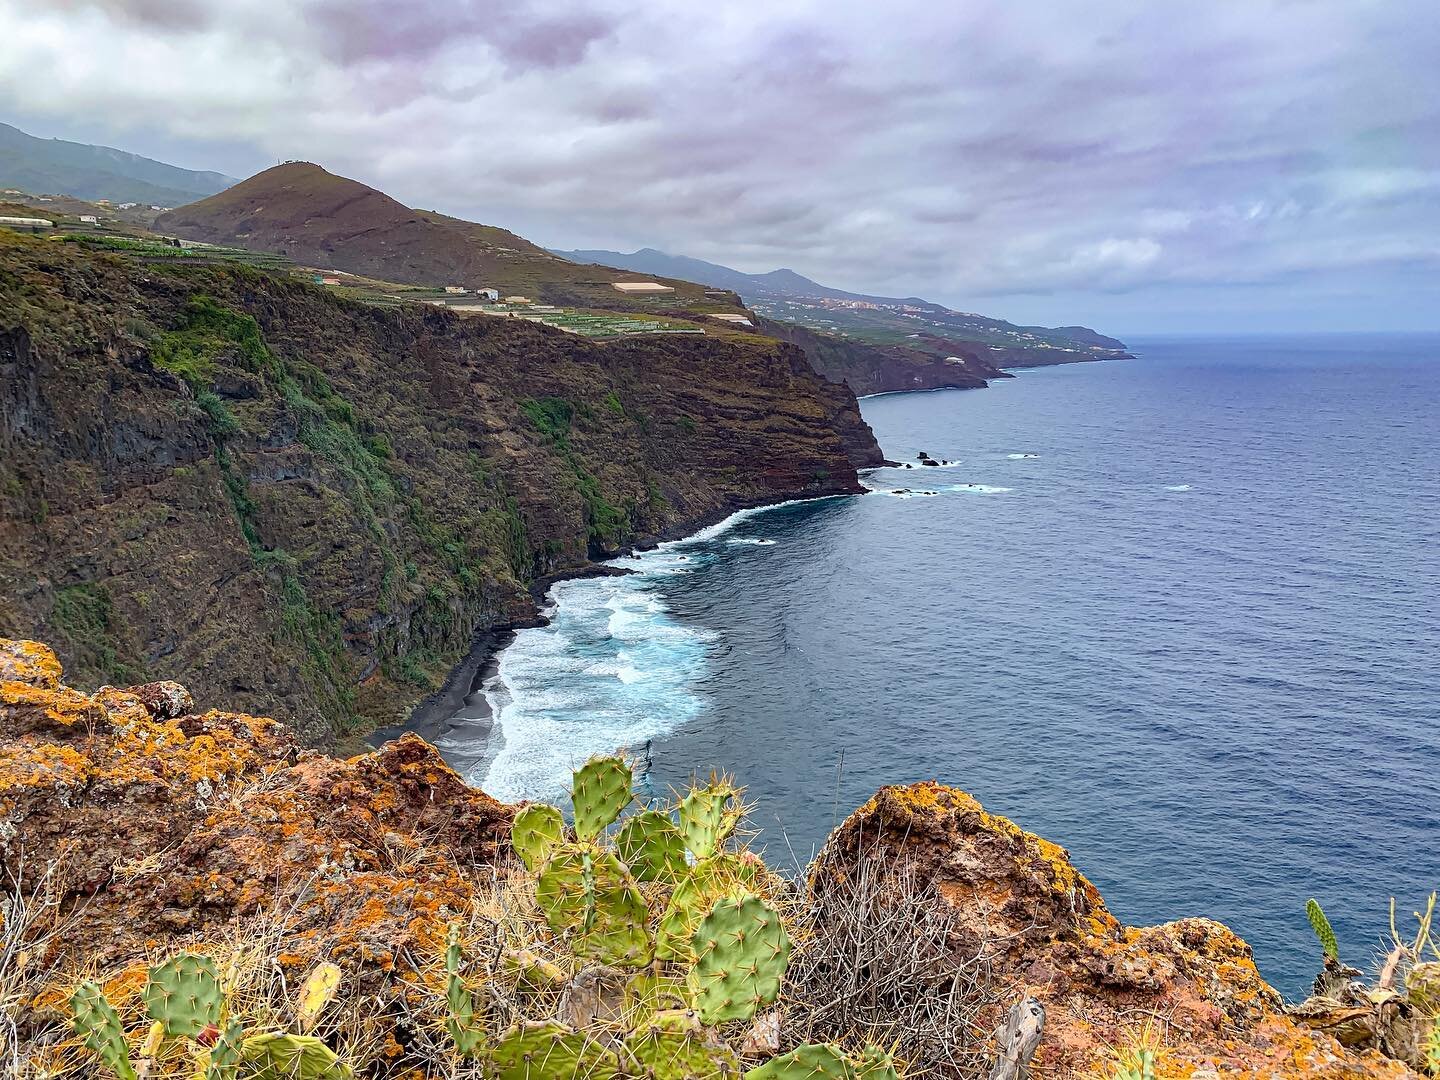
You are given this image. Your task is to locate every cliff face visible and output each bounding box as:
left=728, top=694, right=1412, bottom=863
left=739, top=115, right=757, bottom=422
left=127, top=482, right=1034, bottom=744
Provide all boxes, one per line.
left=0, top=234, right=881, bottom=743
left=0, top=641, right=1416, bottom=1079
left=754, top=316, right=1007, bottom=396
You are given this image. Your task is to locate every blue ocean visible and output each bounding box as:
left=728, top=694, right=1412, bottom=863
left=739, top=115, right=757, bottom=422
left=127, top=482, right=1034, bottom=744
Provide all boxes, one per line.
left=441, top=334, right=1440, bottom=999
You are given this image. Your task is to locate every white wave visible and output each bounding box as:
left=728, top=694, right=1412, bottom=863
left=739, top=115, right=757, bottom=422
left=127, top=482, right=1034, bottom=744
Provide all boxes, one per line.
left=1006, top=453, right=1041, bottom=459
left=877, top=459, right=965, bottom=471
left=948, top=483, right=1013, bottom=494
left=884, top=489, right=940, bottom=498
left=727, top=537, right=778, bottom=546
left=477, top=495, right=855, bottom=802
left=1164, top=484, right=1193, bottom=492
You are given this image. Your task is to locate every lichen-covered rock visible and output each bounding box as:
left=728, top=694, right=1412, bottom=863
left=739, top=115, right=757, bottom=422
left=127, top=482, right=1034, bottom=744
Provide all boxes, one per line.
left=0, top=640, right=511, bottom=994
left=811, top=781, right=1418, bottom=1078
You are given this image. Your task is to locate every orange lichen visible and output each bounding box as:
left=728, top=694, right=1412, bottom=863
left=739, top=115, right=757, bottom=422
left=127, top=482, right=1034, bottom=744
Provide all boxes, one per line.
left=0, top=639, right=64, bottom=689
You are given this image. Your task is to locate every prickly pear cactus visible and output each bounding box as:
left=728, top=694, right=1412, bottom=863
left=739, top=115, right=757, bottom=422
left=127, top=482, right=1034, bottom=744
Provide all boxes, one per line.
left=656, top=854, right=762, bottom=963
left=295, top=962, right=341, bottom=1032
left=512, top=803, right=566, bottom=872
left=677, top=782, right=741, bottom=860
left=855, top=1046, right=900, bottom=1080
left=206, top=1020, right=247, bottom=1080
left=445, top=925, right=487, bottom=1058
left=536, top=846, right=652, bottom=967
left=615, top=810, right=688, bottom=883
left=571, top=755, right=634, bottom=841
left=1306, top=898, right=1339, bottom=960
left=744, top=1043, right=854, bottom=1080
left=1114, top=1049, right=1158, bottom=1080
left=240, top=1032, right=353, bottom=1080
left=623, top=1010, right=740, bottom=1080
left=70, top=980, right=138, bottom=1080
left=504, top=948, right=568, bottom=995
left=143, top=952, right=224, bottom=1039
left=492, top=1021, right=620, bottom=1080
left=688, top=894, right=791, bottom=1025
left=1406, top=961, right=1440, bottom=1014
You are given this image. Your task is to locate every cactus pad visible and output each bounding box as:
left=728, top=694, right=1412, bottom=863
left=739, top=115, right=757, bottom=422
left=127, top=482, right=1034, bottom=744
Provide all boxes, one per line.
left=206, top=1020, right=246, bottom=1080
left=295, top=962, right=341, bottom=1032
left=615, top=810, right=688, bottom=883
left=492, top=1021, right=620, bottom=1080
left=536, top=846, right=652, bottom=967
left=571, top=756, right=633, bottom=841
left=70, top=980, right=138, bottom=1080
left=1406, top=961, right=1440, bottom=1013
left=687, top=894, right=791, bottom=1025
left=656, top=854, right=759, bottom=962
left=855, top=1045, right=899, bottom=1080
left=745, top=1044, right=854, bottom=1080
left=1306, top=898, right=1339, bottom=960
left=240, top=1032, right=353, bottom=1079
left=677, top=782, right=741, bottom=860
left=445, top=925, right=486, bottom=1058
left=512, top=803, right=566, bottom=871
left=505, top=949, right=568, bottom=994
left=624, top=1012, right=740, bottom=1080
left=143, top=952, right=224, bottom=1039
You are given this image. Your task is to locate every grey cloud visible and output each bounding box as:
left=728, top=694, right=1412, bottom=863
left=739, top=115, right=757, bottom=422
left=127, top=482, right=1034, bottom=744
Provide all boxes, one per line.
left=9, top=0, right=1440, bottom=331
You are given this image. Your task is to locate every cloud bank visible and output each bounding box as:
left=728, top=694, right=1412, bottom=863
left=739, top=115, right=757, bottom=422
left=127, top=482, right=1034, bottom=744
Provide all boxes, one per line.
left=5, top=0, right=1438, bottom=330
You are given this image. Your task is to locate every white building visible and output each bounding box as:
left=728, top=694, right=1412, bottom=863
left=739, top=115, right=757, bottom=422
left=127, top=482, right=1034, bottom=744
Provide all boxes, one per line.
left=444, top=285, right=467, bottom=294
left=79, top=215, right=99, bottom=224
left=477, top=288, right=499, bottom=301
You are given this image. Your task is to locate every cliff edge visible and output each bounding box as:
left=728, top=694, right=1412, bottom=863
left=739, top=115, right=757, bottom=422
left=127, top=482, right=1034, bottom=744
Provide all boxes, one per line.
left=0, top=639, right=1422, bottom=1078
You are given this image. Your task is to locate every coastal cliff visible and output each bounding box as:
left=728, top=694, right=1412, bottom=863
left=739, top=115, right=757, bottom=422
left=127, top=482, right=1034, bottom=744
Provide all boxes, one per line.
left=0, top=233, right=881, bottom=744
left=0, top=638, right=1424, bottom=1078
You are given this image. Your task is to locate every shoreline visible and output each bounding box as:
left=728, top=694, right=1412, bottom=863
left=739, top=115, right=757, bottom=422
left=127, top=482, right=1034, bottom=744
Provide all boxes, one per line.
left=382, top=490, right=860, bottom=784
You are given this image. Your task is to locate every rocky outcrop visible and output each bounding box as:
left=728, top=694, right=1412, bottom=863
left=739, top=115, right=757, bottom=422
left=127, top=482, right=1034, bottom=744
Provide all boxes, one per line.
left=811, top=782, right=1419, bottom=1078
left=0, top=642, right=1424, bottom=1078
left=0, top=638, right=510, bottom=982
left=0, top=234, right=881, bottom=743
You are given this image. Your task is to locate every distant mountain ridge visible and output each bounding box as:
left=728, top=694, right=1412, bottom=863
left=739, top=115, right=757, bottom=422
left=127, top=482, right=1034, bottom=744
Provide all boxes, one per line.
left=553, top=246, right=1128, bottom=355
left=0, top=121, right=235, bottom=206
left=553, top=246, right=1131, bottom=393
left=155, top=164, right=722, bottom=307
left=555, top=247, right=878, bottom=302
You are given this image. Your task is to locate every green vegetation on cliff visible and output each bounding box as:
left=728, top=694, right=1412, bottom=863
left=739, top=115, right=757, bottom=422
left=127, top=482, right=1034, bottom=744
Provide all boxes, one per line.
left=0, top=232, right=880, bottom=743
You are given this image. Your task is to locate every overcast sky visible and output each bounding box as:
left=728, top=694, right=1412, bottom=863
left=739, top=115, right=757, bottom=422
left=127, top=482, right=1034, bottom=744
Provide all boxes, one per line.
left=4, top=1, right=1437, bottom=333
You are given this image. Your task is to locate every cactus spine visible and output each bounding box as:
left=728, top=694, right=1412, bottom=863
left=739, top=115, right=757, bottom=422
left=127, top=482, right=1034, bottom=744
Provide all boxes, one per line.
left=206, top=1020, right=246, bottom=1080
left=512, top=802, right=567, bottom=872
left=444, top=925, right=488, bottom=1058
left=571, top=755, right=633, bottom=841
left=677, top=781, right=741, bottom=860
left=623, top=1011, right=740, bottom=1080
left=744, top=1043, right=855, bottom=1080
left=70, top=980, right=138, bottom=1080
left=238, top=1032, right=352, bottom=1079
left=687, top=894, right=791, bottom=1025
left=1306, top=898, right=1339, bottom=960
left=536, top=845, right=652, bottom=967
left=615, top=809, right=687, bottom=884
left=492, top=1021, right=620, bottom=1080
left=144, top=952, right=224, bottom=1039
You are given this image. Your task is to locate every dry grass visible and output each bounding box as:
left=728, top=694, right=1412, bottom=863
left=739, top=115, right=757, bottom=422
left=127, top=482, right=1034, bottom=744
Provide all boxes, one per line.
left=780, top=853, right=999, bottom=1079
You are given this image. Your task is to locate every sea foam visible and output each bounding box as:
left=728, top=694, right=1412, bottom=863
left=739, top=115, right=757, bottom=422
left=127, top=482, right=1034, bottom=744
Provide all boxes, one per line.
left=476, top=494, right=848, bottom=802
